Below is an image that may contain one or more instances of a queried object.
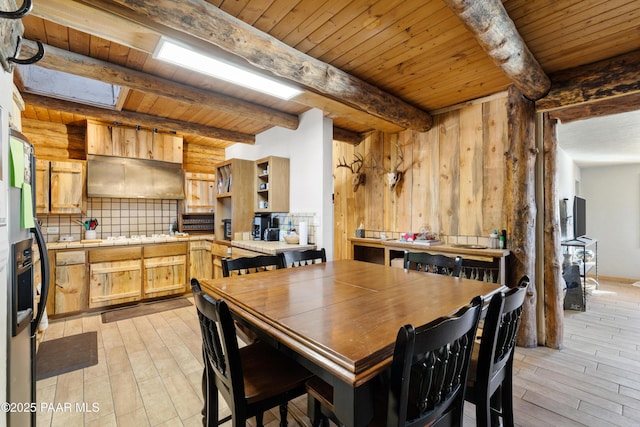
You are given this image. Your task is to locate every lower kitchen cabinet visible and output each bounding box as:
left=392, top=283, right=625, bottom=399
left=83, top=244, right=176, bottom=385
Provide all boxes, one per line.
left=89, top=247, right=142, bottom=308
left=54, top=250, right=87, bottom=314
left=143, top=243, right=187, bottom=298
left=189, top=240, right=213, bottom=281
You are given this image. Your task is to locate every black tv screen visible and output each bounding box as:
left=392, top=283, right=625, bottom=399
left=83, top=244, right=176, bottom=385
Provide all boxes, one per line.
left=573, top=196, right=586, bottom=238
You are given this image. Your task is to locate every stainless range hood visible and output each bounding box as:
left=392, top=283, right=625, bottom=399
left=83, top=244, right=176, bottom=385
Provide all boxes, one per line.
left=87, top=155, right=185, bottom=199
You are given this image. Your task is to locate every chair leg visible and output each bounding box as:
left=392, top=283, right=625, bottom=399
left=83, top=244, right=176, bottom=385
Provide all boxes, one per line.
left=475, top=391, right=492, bottom=427
left=203, top=365, right=219, bottom=427
left=489, top=389, right=502, bottom=427
left=500, top=379, right=515, bottom=427
left=256, top=411, right=264, bottom=427
left=279, top=403, right=289, bottom=427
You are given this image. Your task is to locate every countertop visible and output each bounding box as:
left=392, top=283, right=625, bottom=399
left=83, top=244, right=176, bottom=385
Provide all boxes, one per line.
left=47, top=234, right=215, bottom=250
left=348, top=237, right=510, bottom=257
left=47, top=234, right=316, bottom=256
left=231, top=240, right=317, bottom=255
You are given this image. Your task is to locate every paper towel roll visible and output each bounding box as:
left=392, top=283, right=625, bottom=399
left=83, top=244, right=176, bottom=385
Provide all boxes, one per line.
left=299, top=221, right=308, bottom=245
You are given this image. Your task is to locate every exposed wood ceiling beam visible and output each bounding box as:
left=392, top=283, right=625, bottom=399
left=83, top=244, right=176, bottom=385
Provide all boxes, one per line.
left=32, top=0, right=406, bottom=134
left=22, top=93, right=256, bottom=144
left=20, top=39, right=299, bottom=131
left=536, top=49, right=640, bottom=112
left=442, top=0, right=550, bottom=101
left=549, top=92, right=640, bottom=124
left=87, top=0, right=434, bottom=132
left=333, top=127, right=362, bottom=146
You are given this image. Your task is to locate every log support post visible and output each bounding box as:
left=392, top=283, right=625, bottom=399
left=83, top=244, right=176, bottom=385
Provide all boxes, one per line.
left=542, top=113, right=564, bottom=349
left=505, top=85, right=537, bottom=347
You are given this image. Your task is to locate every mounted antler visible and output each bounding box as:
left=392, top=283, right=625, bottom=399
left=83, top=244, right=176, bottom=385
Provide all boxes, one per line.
left=368, top=142, right=404, bottom=191
left=336, top=152, right=366, bottom=192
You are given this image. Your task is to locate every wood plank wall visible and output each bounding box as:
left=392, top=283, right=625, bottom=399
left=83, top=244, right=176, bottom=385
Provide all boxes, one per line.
left=333, top=95, right=508, bottom=260
left=20, top=118, right=225, bottom=171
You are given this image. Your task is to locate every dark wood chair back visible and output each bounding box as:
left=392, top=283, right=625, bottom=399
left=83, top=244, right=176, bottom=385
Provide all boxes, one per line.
left=403, top=251, right=463, bottom=277
left=460, top=258, right=500, bottom=283
left=191, top=278, right=247, bottom=424
left=191, top=278, right=312, bottom=427
left=387, top=296, right=482, bottom=427
left=283, top=248, right=326, bottom=267
left=306, top=296, right=482, bottom=427
left=222, top=254, right=285, bottom=277
left=465, top=275, right=529, bottom=427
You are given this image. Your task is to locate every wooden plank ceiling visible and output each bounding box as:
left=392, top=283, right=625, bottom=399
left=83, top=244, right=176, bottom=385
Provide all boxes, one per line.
left=16, top=0, right=640, bottom=149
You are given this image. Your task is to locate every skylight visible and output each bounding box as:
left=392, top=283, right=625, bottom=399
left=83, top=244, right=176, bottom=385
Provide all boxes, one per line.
left=17, top=65, right=122, bottom=108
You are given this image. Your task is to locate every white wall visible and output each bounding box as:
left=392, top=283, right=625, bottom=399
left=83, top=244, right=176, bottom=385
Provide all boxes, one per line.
left=557, top=147, right=581, bottom=240
left=226, top=108, right=334, bottom=259
left=581, top=165, right=640, bottom=280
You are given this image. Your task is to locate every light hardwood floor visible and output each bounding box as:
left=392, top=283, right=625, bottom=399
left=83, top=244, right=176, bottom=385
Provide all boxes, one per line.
left=35, top=279, right=640, bottom=426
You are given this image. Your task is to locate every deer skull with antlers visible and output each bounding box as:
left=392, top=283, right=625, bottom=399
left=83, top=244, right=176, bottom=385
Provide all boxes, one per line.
left=336, top=152, right=366, bottom=192
left=368, top=142, right=404, bottom=192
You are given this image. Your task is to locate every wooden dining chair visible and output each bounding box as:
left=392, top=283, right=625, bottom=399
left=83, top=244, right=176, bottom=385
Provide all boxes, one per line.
left=460, top=258, right=500, bottom=283
left=464, top=276, right=529, bottom=427
left=191, top=278, right=313, bottom=427
left=403, top=250, right=463, bottom=277
left=306, top=296, right=483, bottom=427
left=221, top=254, right=286, bottom=343
left=222, top=254, right=285, bottom=277
left=283, top=248, right=326, bottom=267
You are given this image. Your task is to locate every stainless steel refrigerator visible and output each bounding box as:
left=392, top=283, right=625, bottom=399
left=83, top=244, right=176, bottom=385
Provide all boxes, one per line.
left=7, top=129, right=50, bottom=426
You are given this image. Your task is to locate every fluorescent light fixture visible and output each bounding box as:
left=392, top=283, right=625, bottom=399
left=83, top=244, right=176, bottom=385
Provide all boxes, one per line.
left=154, top=38, right=302, bottom=100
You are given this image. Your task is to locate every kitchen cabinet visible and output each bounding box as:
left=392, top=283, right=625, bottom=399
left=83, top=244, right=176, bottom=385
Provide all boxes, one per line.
left=143, top=243, right=188, bottom=298
left=50, top=161, right=85, bottom=214
left=88, top=247, right=142, bottom=308
left=211, top=242, right=230, bottom=278
left=185, top=172, right=216, bottom=213
left=54, top=250, right=87, bottom=314
left=36, top=159, right=85, bottom=214
left=35, top=159, right=50, bottom=214
left=189, top=240, right=213, bottom=280
left=86, top=120, right=183, bottom=163
left=255, top=156, right=289, bottom=213
left=215, top=159, right=254, bottom=240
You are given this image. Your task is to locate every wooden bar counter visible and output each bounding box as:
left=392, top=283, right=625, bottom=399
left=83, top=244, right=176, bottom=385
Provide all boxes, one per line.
left=349, top=237, right=510, bottom=285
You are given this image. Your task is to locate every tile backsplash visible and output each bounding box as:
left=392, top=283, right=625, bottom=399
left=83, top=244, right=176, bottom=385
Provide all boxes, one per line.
left=272, top=212, right=317, bottom=244
left=40, top=198, right=178, bottom=243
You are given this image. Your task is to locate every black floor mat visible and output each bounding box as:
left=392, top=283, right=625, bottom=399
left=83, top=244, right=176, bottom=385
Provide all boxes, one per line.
left=36, top=332, right=98, bottom=380
left=101, top=297, right=192, bottom=323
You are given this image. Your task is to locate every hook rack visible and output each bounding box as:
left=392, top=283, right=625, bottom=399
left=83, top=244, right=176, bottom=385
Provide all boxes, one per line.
left=8, top=36, right=43, bottom=65
left=0, top=0, right=32, bottom=19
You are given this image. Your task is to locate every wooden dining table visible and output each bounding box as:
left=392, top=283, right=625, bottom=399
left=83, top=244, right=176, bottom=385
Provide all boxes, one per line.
left=199, top=259, right=504, bottom=427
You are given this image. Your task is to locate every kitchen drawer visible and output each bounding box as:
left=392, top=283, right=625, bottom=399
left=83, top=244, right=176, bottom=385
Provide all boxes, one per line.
left=143, top=242, right=187, bottom=258
left=89, top=247, right=142, bottom=263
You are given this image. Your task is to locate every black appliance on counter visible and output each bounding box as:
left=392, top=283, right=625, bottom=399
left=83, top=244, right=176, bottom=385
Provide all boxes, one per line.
left=8, top=129, right=50, bottom=427
left=265, top=228, right=280, bottom=241
left=252, top=214, right=270, bottom=241
left=222, top=219, right=232, bottom=240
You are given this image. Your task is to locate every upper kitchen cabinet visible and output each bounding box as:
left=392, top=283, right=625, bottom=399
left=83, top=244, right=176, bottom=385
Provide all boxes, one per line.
left=36, top=159, right=85, bottom=215
left=215, top=159, right=254, bottom=240
left=184, top=172, right=216, bottom=213
left=255, top=156, right=289, bottom=213
left=35, top=159, right=50, bottom=214
left=51, top=161, right=85, bottom=214
left=86, top=120, right=183, bottom=163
